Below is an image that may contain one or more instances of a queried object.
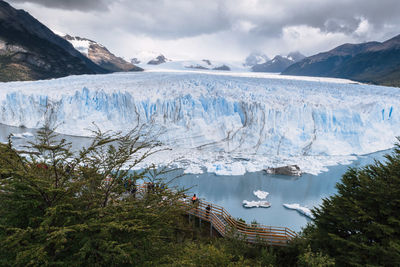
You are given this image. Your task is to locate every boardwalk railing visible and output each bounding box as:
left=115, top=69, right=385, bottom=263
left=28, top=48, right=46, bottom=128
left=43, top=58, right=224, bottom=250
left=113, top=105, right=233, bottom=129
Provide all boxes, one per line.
left=183, top=198, right=297, bottom=246
left=138, top=183, right=297, bottom=246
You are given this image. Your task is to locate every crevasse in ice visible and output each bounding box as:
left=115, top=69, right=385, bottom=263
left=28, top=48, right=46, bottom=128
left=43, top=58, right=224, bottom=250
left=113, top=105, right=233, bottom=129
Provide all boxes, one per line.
left=0, top=71, right=398, bottom=174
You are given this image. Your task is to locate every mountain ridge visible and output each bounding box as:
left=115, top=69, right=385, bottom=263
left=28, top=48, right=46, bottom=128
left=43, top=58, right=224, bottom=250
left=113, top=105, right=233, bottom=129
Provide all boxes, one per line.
left=62, top=34, right=142, bottom=72
left=282, top=34, right=400, bottom=86
left=0, top=0, right=108, bottom=82
left=252, top=52, right=305, bottom=73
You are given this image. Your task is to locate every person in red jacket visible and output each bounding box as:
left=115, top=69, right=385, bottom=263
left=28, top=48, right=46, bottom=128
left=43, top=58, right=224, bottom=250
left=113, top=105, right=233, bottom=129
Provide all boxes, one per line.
left=191, top=194, right=198, bottom=204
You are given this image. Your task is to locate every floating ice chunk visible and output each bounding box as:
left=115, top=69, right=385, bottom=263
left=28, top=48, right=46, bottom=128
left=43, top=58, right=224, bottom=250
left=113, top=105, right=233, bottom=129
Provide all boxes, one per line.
left=206, top=161, right=246, bottom=176
left=253, top=190, right=269, bottom=199
left=11, top=133, right=24, bottom=139
left=183, top=164, right=204, bottom=174
left=266, top=165, right=302, bottom=176
left=11, top=132, right=34, bottom=139
left=283, top=203, right=314, bottom=219
left=243, top=200, right=271, bottom=208
left=22, top=132, right=34, bottom=138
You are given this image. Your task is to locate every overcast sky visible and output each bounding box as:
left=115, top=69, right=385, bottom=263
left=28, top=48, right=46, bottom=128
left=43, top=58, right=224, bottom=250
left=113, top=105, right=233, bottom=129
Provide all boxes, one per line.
left=8, top=0, right=400, bottom=61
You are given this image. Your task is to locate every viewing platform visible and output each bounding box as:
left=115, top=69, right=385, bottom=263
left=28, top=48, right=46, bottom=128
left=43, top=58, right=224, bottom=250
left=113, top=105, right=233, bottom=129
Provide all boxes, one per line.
left=137, top=183, right=297, bottom=246
left=183, top=198, right=297, bottom=246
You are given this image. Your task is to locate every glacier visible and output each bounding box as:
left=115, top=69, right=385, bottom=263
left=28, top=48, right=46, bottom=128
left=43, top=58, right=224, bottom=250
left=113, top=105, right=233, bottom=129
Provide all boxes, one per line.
left=0, top=70, right=399, bottom=175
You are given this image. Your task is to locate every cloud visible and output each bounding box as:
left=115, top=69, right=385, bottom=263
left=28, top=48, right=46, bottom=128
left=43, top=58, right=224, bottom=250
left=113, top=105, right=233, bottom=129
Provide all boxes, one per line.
left=8, top=0, right=112, bottom=11
left=7, top=0, right=400, bottom=61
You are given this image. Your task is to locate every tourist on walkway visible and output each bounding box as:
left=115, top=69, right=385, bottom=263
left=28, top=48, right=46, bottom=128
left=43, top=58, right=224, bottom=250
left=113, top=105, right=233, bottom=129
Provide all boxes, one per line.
left=206, top=204, right=211, bottom=219
left=192, top=194, right=198, bottom=204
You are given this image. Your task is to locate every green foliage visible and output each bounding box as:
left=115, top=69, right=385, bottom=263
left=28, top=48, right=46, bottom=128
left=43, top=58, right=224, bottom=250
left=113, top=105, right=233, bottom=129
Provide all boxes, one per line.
left=298, top=245, right=335, bottom=267
left=0, top=125, right=188, bottom=266
left=173, top=242, right=233, bottom=266
left=166, top=239, right=283, bottom=267
left=304, top=141, right=400, bottom=266
left=259, top=247, right=277, bottom=267
left=5, top=124, right=399, bottom=266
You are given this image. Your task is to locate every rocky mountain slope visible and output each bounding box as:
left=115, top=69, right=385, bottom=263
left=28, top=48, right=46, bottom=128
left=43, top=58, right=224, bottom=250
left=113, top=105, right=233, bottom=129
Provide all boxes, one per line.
left=184, top=59, right=231, bottom=71
left=147, top=55, right=169, bottom=65
left=252, top=52, right=305, bottom=73
left=282, top=35, right=400, bottom=86
left=63, top=35, right=142, bottom=72
left=0, top=0, right=108, bottom=82
left=131, top=51, right=171, bottom=65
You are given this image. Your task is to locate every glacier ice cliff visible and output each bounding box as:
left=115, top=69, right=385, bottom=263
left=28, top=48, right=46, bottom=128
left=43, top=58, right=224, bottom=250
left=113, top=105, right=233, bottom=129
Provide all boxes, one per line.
left=0, top=71, right=399, bottom=175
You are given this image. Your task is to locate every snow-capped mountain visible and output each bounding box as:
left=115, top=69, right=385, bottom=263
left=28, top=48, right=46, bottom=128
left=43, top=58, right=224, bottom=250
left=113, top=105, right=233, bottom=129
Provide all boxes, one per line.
left=62, top=35, right=142, bottom=72
left=244, top=52, right=269, bottom=67
left=131, top=51, right=243, bottom=71
left=130, top=51, right=170, bottom=65
left=252, top=52, right=305, bottom=73
left=184, top=59, right=231, bottom=70
left=0, top=70, right=398, bottom=175
left=137, top=59, right=247, bottom=72
left=287, top=51, right=306, bottom=62
left=283, top=34, right=400, bottom=86
left=0, top=1, right=107, bottom=82
left=148, top=55, right=169, bottom=65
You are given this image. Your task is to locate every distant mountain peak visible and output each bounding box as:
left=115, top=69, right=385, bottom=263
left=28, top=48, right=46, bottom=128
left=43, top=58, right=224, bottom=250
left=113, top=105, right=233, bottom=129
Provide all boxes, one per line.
left=147, top=54, right=170, bottom=65
left=244, top=52, right=269, bottom=67
left=60, top=33, right=142, bottom=72
left=130, top=51, right=169, bottom=65
left=0, top=1, right=108, bottom=81
left=251, top=51, right=304, bottom=73
left=282, top=33, right=400, bottom=86
left=287, top=51, right=305, bottom=62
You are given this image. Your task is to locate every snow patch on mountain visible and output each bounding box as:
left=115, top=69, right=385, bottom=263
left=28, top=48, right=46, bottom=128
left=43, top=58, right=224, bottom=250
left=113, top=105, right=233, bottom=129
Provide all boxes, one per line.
left=68, top=38, right=91, bottom=55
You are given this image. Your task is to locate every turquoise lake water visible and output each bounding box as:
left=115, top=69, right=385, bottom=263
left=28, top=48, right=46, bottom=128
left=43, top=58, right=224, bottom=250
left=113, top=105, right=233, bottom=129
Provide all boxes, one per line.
left=0, top=123, right=391, bottom=232
left=164, top=149, right=389, bottom=232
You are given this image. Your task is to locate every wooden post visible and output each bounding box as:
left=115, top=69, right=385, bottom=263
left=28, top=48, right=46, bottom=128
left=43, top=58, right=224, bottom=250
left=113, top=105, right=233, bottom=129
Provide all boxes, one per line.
left=210, top=222, right=213, bottom=237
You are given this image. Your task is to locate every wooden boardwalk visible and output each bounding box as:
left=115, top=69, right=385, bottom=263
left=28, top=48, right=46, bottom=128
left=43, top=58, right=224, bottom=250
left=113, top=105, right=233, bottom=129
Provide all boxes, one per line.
left=138, top=183, right=297, bottom=246
left=184, top=198, right=297, bottom=246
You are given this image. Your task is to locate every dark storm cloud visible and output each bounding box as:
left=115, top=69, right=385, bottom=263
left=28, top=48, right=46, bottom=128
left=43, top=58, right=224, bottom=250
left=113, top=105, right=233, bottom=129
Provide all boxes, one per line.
left=7, top=0, right=400, bottom=60
left=108, top=0, right=232, bottom=38
left=8, top=0, right=400, bottom=39
left=8, top=0, right=112, bottom=11
left=248, top=0, right=400, bottom=39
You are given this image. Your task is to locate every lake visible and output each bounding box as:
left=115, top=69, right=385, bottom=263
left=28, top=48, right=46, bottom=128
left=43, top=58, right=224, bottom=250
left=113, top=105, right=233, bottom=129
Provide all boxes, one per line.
left=0, top=123, right=391, bottom=232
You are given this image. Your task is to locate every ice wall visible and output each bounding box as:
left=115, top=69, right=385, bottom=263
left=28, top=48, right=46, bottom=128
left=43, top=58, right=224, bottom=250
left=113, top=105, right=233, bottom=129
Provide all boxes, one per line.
left=0, top=71, right=399, bottom=174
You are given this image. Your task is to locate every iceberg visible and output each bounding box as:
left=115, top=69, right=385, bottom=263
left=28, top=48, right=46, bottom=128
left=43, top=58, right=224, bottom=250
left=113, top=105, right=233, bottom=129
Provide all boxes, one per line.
left=253, top=190, right=269, bottom=199
left=11, top=132, right=34, bottom=139
left=0, top=70, right=399, bottom=175
left=243, top=200, right=271, bottom=208
left=283, top=203, right=314, bottom=219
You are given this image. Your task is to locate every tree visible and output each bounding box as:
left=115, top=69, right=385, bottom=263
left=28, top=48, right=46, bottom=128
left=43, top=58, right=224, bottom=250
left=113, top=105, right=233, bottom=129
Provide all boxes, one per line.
left=304, top=141, right=400, bottom=266
left=0, top=125, right=188, bottom=266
